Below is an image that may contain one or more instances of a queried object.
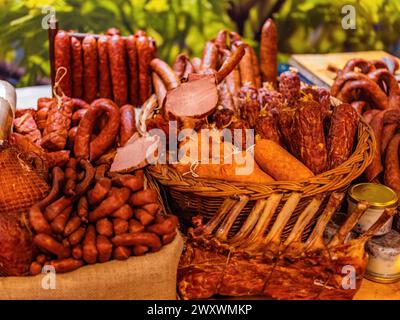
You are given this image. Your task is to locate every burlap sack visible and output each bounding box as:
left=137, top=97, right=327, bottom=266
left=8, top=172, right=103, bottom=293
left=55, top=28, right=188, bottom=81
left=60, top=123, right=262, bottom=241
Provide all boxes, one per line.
left=0, top=232, right=183, bottom=300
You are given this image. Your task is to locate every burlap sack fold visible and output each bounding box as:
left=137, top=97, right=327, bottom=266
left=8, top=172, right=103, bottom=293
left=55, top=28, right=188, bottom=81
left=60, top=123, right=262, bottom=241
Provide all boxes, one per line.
left=0, top=232, right=183, bottom=300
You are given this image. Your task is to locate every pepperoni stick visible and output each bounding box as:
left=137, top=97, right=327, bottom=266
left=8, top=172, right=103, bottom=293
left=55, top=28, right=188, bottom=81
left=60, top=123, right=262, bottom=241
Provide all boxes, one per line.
left=70, top=36, right=83, bottom=98
left=54, top=30, right=72, bottom=96
left=108, top=35, right=128, bottom=106
left=125, top=35, right=139, bottom=106
left=260, top=19, right=278, bottom=87
left=119, top=104, right=137, bottom=146
left=150, top=58, right=180, bottom=91
left=97, top=35, right=112, bottom=99
left=82, top=35, right=98, bottom=102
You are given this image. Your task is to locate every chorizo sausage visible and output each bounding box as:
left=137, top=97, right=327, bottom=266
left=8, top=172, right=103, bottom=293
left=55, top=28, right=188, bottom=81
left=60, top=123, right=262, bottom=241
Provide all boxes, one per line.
left=51, top=205, right=73, bottom=234
left=82, top=225, right=98, bottom=264
left=128, top=219, right=145, bottom=233
left=111, top=232, right=161, bottom=250
left=260, top=18, right=278, bottom=87
left=89, top=187, right=131, bottom=222
left=113, top=246, right=131, bottom=260
left=112, top=204, right=134, bottom=220
left=108, top=35, right=128, bottom=106
left=111, top=174, right=144, bottom=192
left=96, top=218, right=114, bottom=237
left=87, top=178, right=112, bottom=206
left=69, top=226, right=86, bottom=246
left=33, top=233, right=71, bottom=259
left=50, top=258, right=83, bottom=273
left=70, top=36, right=83, bottom=98
left=113, top=218, right=129, bottom=235
left=97, top=35, right=112, bottom=99
left=82, top=35, right=98, bottom=102
left=44, top=196, right=73, bottom=222
left=74, top=98, right=120, bottom=161
left=96, top=235, right=113, bottom=263
left=63, top=216, right=82, bottom=237
left=119, top=104, right=137, bottom=146
left=129, top=189, right=158, bottom=207
left=125, top=35, right=139, bottom=106
left=54, top=30, right=72, bottom=97
left=136, top=34, right=152, bottom=105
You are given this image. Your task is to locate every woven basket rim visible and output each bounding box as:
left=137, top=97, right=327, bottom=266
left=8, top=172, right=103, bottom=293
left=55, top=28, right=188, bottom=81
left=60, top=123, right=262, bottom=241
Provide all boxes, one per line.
left=146, top=118, right=375, bottom=198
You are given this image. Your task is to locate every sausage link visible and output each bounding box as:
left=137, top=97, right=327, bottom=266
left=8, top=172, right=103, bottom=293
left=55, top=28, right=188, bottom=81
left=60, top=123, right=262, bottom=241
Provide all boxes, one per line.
left=50, top=258, right=83, bottom=273
left=150, top=58, right=180, bottom=91
left=384, top=134, right=400, bottom=197
left=128, top=219, right=145, bottom=233
left=72, top=245, right=83, bottom=260
left=119, top=104, right=137, bottom=146
left=96, top=218, right=114, bottom=237
left=97, top=35, right=112, bottom=99
left=216, top=44, right=246, bottom=83
left=96, top=235, right=113, bottom=263
left=89, top=187, right=131, bottom=222
left=87, top=178, right=112, bottom=206
left=146, top=216, right=176, bottom=235
left=51, top=206, right=73, bottom=234
left=113, top=246, right=131, bottom=260
left=70, top=36, right=83, bottom=98
left=200, top=40, right=218, bottom=72
left=77, top=196, right=89, bottom=221
left=30, top=262, right=42, bottom=275
left=64, top=216, right=82, bottom=237
left=82, top=35, right=98, bottom=102
left=54, top=30, right=72, bottom=96
left=133, top=245, right=148, bottom=256
left=136, top=34, right=152, bottom=105
left=129, top=189, right=158, bottom=207
left=44, top=196, right=73, bottom=222
left=82, top=225, right=98, bottom=264
left=125, top=35, right=139, bottom=106
left=162, top=231, right=177, bottom=245
left=113, top=218, right=129, bottom=235
left=260, top=18, right=278, bottom=87
left=69, top=226, right=86, bottom=246
left=112, top=204, right=134, bottom=220
left=108, top=35, right=128, bottom=106
left=111, top=232, right=161, bottom=250
left=365, top=111, right=385, bottom=181
left=111, top=174, right=144, bottom=192
left=172, top=54, right=188, bottom=78
left=33, top=233, right=71, bottom=259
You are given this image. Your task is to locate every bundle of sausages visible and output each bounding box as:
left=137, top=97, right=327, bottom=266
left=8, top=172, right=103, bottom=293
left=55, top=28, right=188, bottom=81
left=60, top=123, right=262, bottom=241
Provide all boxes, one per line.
left=28, top=163, right=177, bottom=274
left=331, top=57, right=400, bottom=196
left=13, top=97, right=137, bottom=168
left=54, top=27, right=156, bottom=106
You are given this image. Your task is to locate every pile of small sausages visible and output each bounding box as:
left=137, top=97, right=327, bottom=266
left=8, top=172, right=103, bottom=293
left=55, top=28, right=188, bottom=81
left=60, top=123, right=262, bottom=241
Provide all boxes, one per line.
left=28, top=162, right=177, bottom=275
left=331, top=58, right=400, bottom=197
left=54, top=27, right=155, bottom=106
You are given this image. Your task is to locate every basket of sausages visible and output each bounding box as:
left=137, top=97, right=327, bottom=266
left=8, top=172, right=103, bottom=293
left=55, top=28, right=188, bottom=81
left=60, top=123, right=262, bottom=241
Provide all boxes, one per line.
left=122, top=20, right=376, bottom=240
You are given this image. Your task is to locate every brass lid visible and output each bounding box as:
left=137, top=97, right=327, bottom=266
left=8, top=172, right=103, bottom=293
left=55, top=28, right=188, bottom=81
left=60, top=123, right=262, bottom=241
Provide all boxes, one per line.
left=348, top=183, right=398, bottom=209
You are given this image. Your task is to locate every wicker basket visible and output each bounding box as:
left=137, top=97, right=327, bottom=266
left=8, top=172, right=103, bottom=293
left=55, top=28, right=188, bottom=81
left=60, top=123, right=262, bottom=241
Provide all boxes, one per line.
left=145, top=112, right=375, bottom=241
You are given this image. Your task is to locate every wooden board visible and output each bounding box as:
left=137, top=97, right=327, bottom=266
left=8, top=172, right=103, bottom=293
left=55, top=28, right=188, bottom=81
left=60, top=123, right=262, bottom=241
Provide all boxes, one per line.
left=289, top=51, right=400, bottom=88
left=354, top=279, right=400, bottom=300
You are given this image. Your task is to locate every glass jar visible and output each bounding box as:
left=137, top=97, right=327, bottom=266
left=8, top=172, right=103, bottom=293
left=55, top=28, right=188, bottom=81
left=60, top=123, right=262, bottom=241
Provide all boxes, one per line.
left=347, top=183, right=398, bottom=236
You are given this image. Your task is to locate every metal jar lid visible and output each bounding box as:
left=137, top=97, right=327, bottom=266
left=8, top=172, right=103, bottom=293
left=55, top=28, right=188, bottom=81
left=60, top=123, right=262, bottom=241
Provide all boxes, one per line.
left=348, top=183, right=398, bottom=209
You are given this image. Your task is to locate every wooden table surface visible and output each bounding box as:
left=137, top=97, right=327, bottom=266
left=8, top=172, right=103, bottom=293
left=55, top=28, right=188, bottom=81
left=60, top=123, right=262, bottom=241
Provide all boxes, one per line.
left=354, top=279, right=400, bottom=300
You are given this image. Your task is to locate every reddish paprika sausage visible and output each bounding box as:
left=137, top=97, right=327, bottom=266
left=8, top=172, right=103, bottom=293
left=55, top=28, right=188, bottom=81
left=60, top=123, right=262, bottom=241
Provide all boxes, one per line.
left=82, top=35, right=98, bottom=102
left=108, top=35, right=128, bottom=106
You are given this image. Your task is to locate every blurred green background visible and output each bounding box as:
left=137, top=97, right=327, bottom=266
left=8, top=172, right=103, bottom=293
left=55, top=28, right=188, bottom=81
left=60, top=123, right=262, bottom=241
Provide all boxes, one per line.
left=1, top=0, right=399, bottom=86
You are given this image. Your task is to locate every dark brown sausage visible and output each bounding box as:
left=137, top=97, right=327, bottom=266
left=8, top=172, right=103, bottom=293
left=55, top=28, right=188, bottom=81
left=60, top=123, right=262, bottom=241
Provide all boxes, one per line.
left=54, top=30, right=72, bottom=97
left=384, top=134, right=400, bottom=197
left=82, top=35, right=98, bottom=102
left=108, top=35, right=128, bottom=106
left=119, top=104, right=137, bottom=146
left=260, top=19, right=278, bottom=87
left=97, top=35, right=112, bottom=99
left=70, top=36, right=83, bottom=98
left=125, top=35, right=139, bottom=106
